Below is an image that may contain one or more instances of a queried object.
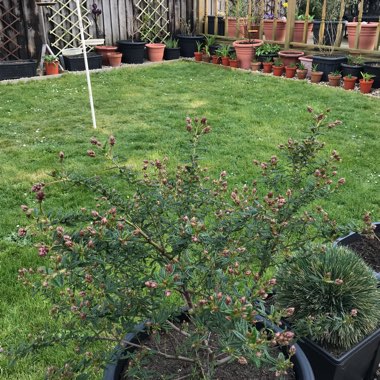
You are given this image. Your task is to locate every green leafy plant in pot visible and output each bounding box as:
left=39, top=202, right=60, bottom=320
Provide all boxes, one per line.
left=276, top=244, right=380, bottom=380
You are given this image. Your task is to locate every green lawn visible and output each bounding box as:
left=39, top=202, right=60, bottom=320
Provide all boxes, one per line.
left=0, top=61, right=379, bottom=379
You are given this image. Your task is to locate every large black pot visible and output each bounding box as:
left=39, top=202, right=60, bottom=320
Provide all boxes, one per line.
left=312, top=55, right=347, bottom=81
left=103, top=314, right=315, bottom=380
left=207, top=16, right=225, bottom=35
left=363, top=61, right=380, bottom=89
left=335, top=222, right=380, bottom=281
left=164, top=47, right=180, bottom=60
left=117, top=40, right=146, bottom=64
left=177, top=35, right=205, bottom=57
left=298, top=326, right=380, bottom=380
left=63, top=53, right=102, bottom=71
left=341, top=63, right=363, bottom=82
left=0, top=59, right=37, bottom=80
left=312, top=21, right=340, bottom=46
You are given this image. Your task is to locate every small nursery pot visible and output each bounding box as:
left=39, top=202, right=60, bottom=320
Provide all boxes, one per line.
left=285, top=66, right=297, bottom=78
left=194, top=52, right=203, bottom=62
left=272, top=65, right=284, bottom=76
left=229, top=59, right=239, bottom=68
left=343, top=76, right=357, bottom=90
left=328, top=74, right=342, bottom=87
left=310, top=71, right=323, bottom=83
left=251, top=61, right=261, bottom=71
left=221, top=57, right=230, bottom=66
left=107, top=52, right=122, bottom=67
left=297, top=69, right=308, bottom=79
left=44, top=61, right=59, bottom=75
left=146, top=43, right=165, bottom=62
left=262, top=62, right=273, bottom=73
left=359, top=79, right=374, bottom=94
left=211, top=55, right=220, bottom=64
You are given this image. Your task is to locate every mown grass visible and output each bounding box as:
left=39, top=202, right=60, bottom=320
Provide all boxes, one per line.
left=0, top=61, right=379, bottom=379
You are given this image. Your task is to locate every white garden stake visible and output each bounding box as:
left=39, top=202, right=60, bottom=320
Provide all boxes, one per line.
left=75, top=0, right=97, bottom=129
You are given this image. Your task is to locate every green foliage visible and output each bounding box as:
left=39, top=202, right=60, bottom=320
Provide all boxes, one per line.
left=361, top=72, right=375, bottom=82
left=273, top=58, right=283, bottom=67
left=297, top=62, right=306, bottom=70
left=276, top=244, right=380, bottom=351
left=204, top=34, right=216, bottom=47
left=255, top=43, right=281, bottom=57
left=44, top=55, right=58, bottom=63
left=347, top=55, right=364, bottom=66
left=196, top=40, right=203, bottom=52
left=311, top=63, right=319, bottom=72
left=216, top=44, right=230, bottom=58
left=165, top=38, right=179, bottom=48
left=329, top=70, right=342, bottom=77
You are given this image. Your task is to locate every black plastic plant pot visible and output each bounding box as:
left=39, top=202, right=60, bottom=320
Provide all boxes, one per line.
left=177, top=35, right=205, bottom=58
left=298, top=325, right=380, bottom=380
left=335, top=222, right=380, bottom=281
left=116, top=40, right=146, bottom=64
left=0, top=59, right=37, bottom=80
left=164, top=47, right=180, bottom=60
left=341, top=63, right=363, bottom=81
left=209, top=44, right=222, bottom=56
left=207, top=15, right=225, bottom=35
left=103, top=313, right=315, bottom=380
left=256, top=53, right=278, bottom=63
left=363, top=61, right=380, bottom=89
left=312, top=21, right=339, bottom=46
left=62, top=53, right=102, bottom=71
left=312, top=55, right=347, bottom=81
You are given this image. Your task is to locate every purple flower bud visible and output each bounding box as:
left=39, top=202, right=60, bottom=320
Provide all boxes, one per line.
left=38, top=245, right=49, bottom=257
left=36, top=190, right=45, bottom=203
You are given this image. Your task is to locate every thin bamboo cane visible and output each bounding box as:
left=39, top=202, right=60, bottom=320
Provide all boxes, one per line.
left=214, top=0, right=218, bottom=34
left=354, top=0, right=364, bottom=49
left=334, top=0, right=345, bottom=47
left=302, top=0, right=310, bottom=43
left=318, top=0, right=327, bottom=45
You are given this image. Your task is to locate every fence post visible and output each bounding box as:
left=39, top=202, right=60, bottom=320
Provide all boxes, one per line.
left=284, top=0, right=296, bottom=49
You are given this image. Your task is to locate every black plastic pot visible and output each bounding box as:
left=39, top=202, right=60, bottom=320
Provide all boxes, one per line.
left=0, top=59, right=37, bottom=80
left=103, top=314, right=314, bottom=380
left=207, top=16, right=225, bottom=35
left=298, top=326, right=380, bottom=380
left=116, top=40, right=146, bottom=64
left=177, top=35, right=205, bottom=57
left=164, top=47, right=180, bottom=60
left=63, top=53, right=102, bottom=71
left=312, top=55, right=347, bottom=81
left=256, top=52, right=278, bottom=63
left=363, top=61, right=380, bottom=89
left=312, top=21, right=340, bottom=46
left=209, top=44, right=222, bottom=56
left=341, top=63, right=363, bottom=81
left=335, top=222, right=380, bottom=281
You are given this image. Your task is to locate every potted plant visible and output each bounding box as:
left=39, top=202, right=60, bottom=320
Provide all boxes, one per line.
left=293, top=14, right=314, bottom=42
left=107, top=52, right=122, bottom=67
left=211, top=53, right=220, bottom=64
left=164, top=38, right=180, bottom=60
left=44, top=55, right=59, bottom=75
left=251, top=61, right=261, bottom=71
left=359, top=72, right=375, bottom=94
left=310, top=64, right=323, bottom=84
left=298, top=55, right=314, bottom=78
left=117, top=24, right=146, bottom=64
left=227, top=2, right=247, bottom=38
left=202, top=45, right=211, bottom=63
left=363, top=61, right=380, bottom=89
left=278, top=50, right=304, bottom=68
left=276, top=244, right=380, bottom=380
left=328, top=70, right=342, bottom=87
left=255, top=43, right=281, bottom=63
left=262, top=57, right=273, bottom=73
left=216, top=45, right=230, bottom=66
left=272, top=58, right=284, bottom=77
left=232, top=35, right=263, bottom=70
left=342, top=74, right=357, bottom=90
left=194, top=41, right=203, bottom=62
left=177, top=18, right=205, bottom=58
left=203, top=34, right=220, bottom=57
left=296, top=62, right=308, bottom=80
left=95, top=45, right=117, bottom=65
left=263, top=12, right=287, bottom=42
left=229, top=52, right=239, bottom=68
left=341, top=55, right=364, bottom=82
left=347, top=22, right=379, bottom=50
left=285, top=63, right=297, bottom=78
left=146, top=42, right=166, bottom=62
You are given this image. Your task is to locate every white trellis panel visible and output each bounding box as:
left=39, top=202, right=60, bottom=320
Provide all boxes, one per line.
left=47, top=0, right=92, bottom=55
left=136, top=0, right=170, bottom=43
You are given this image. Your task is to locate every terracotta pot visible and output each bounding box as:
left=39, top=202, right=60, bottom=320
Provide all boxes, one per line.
left=297, top=69, right=308, bottom=79
left=202, top=54, right=211, bottom=63
left=211, top=55, right=220, bottom=64
left=227, top=17, right=247, bottom=38
left=95, top=46, right=117, bottom=65
left=272, top=65, right=284, bottom=76
left=328, top=74, right=342, bottom=87
left=343, top=76, right=357, bottom=90
left=251, top=61, right=261, bottom=71
left=347, top=22, right=379, bottom=50
left=229, top=59, right=239, bottom=68
left=310, top=71, right=323, bottom=83
left=146, top=43, right=165, bottom=62
left=359, top=79, right=374, bottom=94
left=232, top=39, right=263, bottom=70
left=45, top=61, right=59, bottom=75
left=194, top=52, right=203, bottom=62
left=107, top=52, right=122, bottom=67
left=262, top=62, right=273, bottom=73
left=285, top=66, right=297, bottom=78
left=221, top=56, right=230, bottom=66
left=298, top=55, right=313, bottom=78
left=263, top=20, right=286, bottom=42
left=278, top=50, right=304, bottom=68
left=292, top=21, right=313, bottom=42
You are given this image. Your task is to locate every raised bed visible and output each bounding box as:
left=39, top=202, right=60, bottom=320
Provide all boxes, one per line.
left=0, top=60, right=37, bottom=80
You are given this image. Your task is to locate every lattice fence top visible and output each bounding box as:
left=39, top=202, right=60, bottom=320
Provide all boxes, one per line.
left=136, top=0, right=170, bottom=43
left=47, top=0, right=92, bottom=55
left=0, top=2, right=21, bottom=60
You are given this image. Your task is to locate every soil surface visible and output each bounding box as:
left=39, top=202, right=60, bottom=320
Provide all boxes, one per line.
left=343, top=229, right=380, bottom=272
left=123, top=324, right=296, bottom=380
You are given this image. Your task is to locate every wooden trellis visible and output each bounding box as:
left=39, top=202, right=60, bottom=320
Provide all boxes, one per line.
left=136, top=0, right=170, bottom=43
left=0, top=1, right=21, bottom=60
left=46, top=0, right=92, bottom=55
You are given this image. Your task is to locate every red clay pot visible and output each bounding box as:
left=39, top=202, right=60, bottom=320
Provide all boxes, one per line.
left=292, top=21, right=313, bottom=42
left=297, top=69, right=308, bottom=79
left=328, top=74, right=342, bottom=86
left=229, top=59, right=239, bottom=68
left=227, top=17, right=247, bottom=38
left=278, top=50, right=304, bottom=67
left=45, top=61, right=59, bottom=75
left=359, top=79, right=374, bottom=94
left=251, top=61, right=261, bottom=71
left=221, top=57, right=230, bottom=66
left=263, top=20, right=286, bottom=42
left=202, top=54, right=211, bottom=63
left=272, top=65, right=284, bottom=76
left=194, top=52, right=203, bottom=62
left=146, top=43, right=165, bottom=62
left=233, top=39, right=263, bottom=70
left=347, top=22, right=379, bottom=50
left=285, top=66, right=297, bottom=78
left=212, top=55, right=220, bottom=64
left=343, top=76, right=357, bottom=90
left=107, top=52, right=122, bottom=67
left=310, top=71, right=323, bottom=83
left=262, top=62, right=273, bottom=73
left=95, top=46, right=117, bottom=65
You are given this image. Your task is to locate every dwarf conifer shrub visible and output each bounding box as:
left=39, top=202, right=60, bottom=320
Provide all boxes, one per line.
left=276, top=244, right=380, bottom=351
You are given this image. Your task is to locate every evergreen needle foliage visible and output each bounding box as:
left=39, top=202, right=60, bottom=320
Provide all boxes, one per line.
left=276, top=244, right=380, bottom=351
